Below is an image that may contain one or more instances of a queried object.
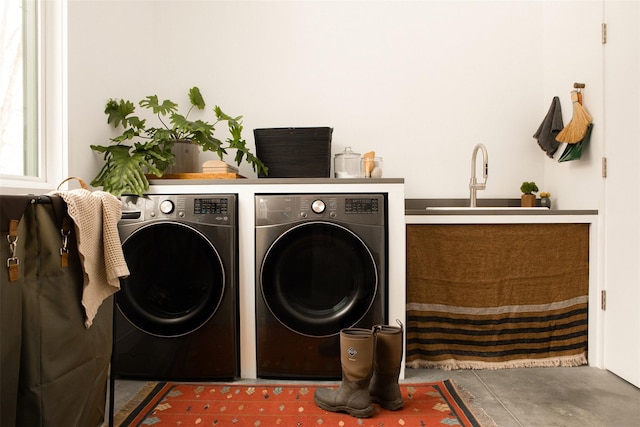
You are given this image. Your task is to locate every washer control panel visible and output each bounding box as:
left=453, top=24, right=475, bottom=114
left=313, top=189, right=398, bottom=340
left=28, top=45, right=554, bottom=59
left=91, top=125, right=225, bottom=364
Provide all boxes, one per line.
left=194, top=197, right=230, bottom=215
left=120, top=194, right=236, bottom=225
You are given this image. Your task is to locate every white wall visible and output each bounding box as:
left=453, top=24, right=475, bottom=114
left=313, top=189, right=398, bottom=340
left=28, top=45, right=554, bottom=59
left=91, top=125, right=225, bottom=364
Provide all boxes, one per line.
left=541, top=1, right=604, bottom=209
left=68, top=0, right=607, bottom=207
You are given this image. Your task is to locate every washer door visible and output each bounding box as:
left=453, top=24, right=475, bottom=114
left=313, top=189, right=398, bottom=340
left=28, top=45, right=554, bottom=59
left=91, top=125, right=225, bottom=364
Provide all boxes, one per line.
left=118, top=222, right=225, bottom=337
left=261, top=222, right=378, bottom=337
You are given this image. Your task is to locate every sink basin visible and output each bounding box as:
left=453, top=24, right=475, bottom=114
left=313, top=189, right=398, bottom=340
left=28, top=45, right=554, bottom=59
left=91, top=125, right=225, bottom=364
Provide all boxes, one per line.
left=405, top=198, right=552, bottom=215
left=426, top=206, right=549, bottom=211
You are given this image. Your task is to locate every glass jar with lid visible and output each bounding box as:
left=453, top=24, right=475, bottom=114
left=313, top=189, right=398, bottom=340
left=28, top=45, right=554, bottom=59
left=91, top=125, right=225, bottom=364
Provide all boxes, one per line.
left=334, top=147, right=361, bottom=178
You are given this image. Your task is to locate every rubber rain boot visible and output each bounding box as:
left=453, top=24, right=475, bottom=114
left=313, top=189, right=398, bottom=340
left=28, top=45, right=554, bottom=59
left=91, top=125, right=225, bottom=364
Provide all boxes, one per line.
left=369, top=320, right=405, bottom=410
left=314, top=328, right=374, bottom=418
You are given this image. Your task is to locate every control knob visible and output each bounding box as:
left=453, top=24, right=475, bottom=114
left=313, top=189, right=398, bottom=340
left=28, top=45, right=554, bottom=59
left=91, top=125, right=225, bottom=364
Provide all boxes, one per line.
left=311, top=199, right=326, bottom=214
left=159, top=200, right=174, bottom=214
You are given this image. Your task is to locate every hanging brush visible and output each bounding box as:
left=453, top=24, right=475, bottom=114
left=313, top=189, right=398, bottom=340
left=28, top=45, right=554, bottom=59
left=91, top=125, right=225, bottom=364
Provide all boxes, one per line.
left=556, top=83, right=592, bottom=144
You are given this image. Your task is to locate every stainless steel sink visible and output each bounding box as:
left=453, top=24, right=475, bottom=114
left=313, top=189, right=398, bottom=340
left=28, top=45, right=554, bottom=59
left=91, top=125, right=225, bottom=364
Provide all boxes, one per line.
left=425, top=206, right=548, bottom=211
left=406, top=198, right=532, bottom=209
left=404, top=198, right=598, bottom=216
left=405, top=198, right=550, bottom=215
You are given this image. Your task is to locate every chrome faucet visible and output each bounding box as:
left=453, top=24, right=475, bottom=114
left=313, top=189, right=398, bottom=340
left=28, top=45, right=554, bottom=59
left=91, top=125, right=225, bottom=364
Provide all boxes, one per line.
left=469, top=143, right=488, bottom=207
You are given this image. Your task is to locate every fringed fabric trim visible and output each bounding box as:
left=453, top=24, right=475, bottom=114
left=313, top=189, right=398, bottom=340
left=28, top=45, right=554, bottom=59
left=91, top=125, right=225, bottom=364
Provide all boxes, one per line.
left=406, top=352, right=588, bottom=371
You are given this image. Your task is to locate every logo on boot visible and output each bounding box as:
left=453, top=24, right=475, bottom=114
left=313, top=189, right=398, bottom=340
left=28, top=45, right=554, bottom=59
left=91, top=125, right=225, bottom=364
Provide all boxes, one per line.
left=347, top=346, right=357, bottom=360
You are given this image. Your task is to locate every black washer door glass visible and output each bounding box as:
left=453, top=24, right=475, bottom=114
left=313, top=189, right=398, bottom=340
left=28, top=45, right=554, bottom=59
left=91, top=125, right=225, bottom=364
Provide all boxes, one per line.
left=261, top=222, right=377, bottom=337
left=118, top=222, right=224, bottom=337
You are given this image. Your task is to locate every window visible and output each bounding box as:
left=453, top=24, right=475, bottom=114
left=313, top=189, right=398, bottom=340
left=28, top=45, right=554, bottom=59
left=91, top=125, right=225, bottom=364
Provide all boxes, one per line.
left=1, top=0, right=37, bottom=176
left=0, top=0, right=65, bottom=191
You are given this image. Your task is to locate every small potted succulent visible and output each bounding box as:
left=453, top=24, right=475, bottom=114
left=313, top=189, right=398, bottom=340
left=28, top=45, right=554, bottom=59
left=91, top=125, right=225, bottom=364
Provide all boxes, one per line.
left=520, top=181, right=539, bottom=207
left=90, top=86, right=267, bottom=197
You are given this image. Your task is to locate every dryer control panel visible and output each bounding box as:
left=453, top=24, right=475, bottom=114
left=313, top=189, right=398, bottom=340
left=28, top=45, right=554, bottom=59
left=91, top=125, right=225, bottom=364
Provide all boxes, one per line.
left=344, top=197, right=380, bottom=214
left=255, top=194, right=385, bottom=226
left=120, top=194, right=236, bottom=225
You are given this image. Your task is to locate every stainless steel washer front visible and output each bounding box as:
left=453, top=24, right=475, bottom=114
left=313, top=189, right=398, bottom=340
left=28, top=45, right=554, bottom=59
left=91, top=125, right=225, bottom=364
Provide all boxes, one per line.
left=113, top=194, right=239, bottom=380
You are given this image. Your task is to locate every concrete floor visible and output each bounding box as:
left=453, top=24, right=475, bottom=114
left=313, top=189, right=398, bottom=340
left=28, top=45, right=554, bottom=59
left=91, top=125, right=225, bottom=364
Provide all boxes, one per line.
left=108, top=366, right=640, bottom=426
left=404, top=366, right=640, bottom=426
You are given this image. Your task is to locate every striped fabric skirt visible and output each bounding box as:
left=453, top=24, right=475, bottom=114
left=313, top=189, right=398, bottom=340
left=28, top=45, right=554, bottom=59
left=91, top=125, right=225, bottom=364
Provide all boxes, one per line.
left=406, top=223, right=589, bottom=370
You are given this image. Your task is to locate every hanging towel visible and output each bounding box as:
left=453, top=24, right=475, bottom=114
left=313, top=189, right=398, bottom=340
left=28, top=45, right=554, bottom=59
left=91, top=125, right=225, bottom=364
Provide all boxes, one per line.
left=49, top=188, right=129, bottom=328
left=533, top=96, right=564, bottom=158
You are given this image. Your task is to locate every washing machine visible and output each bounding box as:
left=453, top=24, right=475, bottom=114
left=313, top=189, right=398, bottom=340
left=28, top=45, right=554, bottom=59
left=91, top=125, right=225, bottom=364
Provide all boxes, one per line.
left=255, top=193, right=387, bottom=379
left=113, top=194, right=238, bottom=380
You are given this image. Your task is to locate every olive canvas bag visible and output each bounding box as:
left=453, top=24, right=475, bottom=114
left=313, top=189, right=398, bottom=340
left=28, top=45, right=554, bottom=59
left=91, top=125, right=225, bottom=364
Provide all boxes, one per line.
left=1, top=195, right=112, bottom=427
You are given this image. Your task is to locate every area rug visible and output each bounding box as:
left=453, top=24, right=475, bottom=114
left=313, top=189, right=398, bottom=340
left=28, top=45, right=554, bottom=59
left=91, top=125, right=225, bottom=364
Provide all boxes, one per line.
left=114, top=380, right=494, bottom=426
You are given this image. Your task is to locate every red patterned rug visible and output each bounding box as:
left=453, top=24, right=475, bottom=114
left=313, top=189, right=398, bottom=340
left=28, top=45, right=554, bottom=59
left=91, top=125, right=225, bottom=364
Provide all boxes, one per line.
left=114, top=380, right=494, bottom=426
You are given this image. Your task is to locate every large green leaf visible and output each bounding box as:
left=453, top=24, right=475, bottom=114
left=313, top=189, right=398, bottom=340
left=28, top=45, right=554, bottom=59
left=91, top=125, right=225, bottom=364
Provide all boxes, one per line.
left=110, top=127, right=142, bottom=143
left=171, top=115, right=217, bottom=142
left=188, top=86, right=206, bottom=110
left=214, top=105, right=242, bottom=123
left=147, top=127, right=174, bottom=141
left=197, top=134, right=225, bottom=154
left=105, top=99, right=139, bottom=129
left=89, top=144, right=159, bottom=196
left=140, top=95, right=178, bottom=116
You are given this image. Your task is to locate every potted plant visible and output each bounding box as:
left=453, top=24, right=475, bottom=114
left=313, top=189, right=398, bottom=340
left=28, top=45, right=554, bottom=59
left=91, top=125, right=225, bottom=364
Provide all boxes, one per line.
left=539, top=191, right=551, bottom=209
left=520, top=181, right=539, bottom=207
left=90, top=86, right=267, bottom=197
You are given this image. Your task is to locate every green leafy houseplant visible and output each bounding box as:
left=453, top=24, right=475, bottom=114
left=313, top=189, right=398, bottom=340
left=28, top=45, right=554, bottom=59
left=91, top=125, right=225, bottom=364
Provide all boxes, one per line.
left=520, top=181, right=539, bottom=194
left=90, top=86, right=267, bottom=196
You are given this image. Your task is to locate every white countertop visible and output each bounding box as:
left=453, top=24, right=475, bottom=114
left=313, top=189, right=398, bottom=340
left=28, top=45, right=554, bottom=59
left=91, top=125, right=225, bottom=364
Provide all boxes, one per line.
left=148, top=177, right=404, bottom=186
left=405, top=213, right=598, bottom=224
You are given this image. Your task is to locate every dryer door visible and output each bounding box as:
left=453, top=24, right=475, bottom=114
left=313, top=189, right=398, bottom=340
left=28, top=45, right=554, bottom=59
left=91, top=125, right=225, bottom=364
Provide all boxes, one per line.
left=260, top=222, right=378, bottom=337
left=118, top=222, right=225, bottom=337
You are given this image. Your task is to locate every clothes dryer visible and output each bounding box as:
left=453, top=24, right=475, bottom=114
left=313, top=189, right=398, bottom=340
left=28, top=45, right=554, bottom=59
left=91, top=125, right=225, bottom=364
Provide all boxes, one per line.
left=255, top=194, right=387, bottom=379
left=113, top=194, right=238, bottom=380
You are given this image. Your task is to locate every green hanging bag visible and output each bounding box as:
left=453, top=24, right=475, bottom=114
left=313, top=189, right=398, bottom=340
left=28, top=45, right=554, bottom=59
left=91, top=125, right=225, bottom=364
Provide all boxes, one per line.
left=558, top=123, right=594, bottom=162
